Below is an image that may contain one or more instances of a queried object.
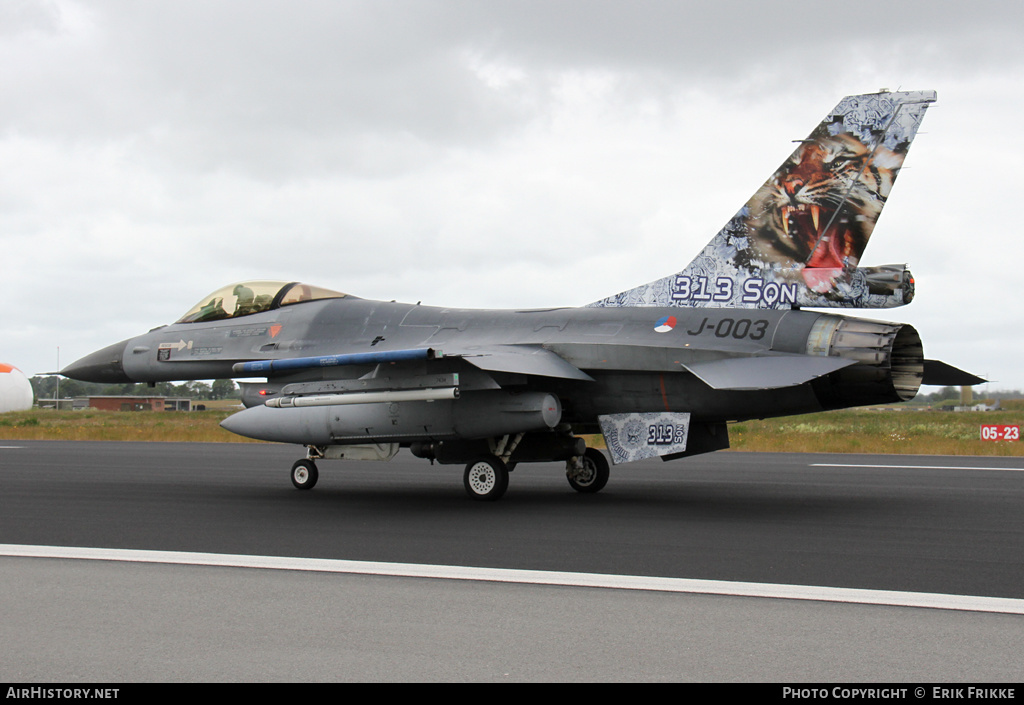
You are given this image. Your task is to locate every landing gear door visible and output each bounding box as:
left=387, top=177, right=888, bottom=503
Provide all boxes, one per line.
left=598, top=412, right=691, bottom=465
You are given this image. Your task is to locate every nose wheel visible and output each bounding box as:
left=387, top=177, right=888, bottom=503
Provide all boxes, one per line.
left=463, top=456, right=510, bottom=501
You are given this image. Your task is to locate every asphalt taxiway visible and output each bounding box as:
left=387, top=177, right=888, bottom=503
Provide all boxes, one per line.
left=2, top=441, right=1022, bottom=681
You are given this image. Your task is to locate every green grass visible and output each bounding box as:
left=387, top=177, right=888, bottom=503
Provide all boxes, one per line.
left=726, top=408, right=1024, bottom=456
left=2, top=406, right=1022, bottom=456
left=0, top=409, right=256, bottom=443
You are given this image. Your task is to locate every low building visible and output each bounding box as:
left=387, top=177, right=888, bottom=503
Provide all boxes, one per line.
left=35, top=398, right=75, bottom=410
left=71, top=396, right=193, bottom=412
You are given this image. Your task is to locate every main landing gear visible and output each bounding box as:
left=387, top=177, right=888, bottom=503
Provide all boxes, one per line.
left=565, top=447, right=610, bottom=494
left=463, top=456, right=510, bottom=501
left=462, top=446, right=610, bottom=501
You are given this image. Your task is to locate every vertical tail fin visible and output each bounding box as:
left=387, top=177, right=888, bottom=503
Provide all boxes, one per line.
left=591, top=90, right=937, bottom=309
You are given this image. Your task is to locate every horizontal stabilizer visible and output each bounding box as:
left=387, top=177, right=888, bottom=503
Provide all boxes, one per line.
left=682, top=355, right=856, bottom=390
left=450, top=345, right=595, bottom=382
left=922, top=360, right=986, bottom=386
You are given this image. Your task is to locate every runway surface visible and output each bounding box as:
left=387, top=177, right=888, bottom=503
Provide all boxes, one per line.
left=2, top=441, right=1023, bottom=681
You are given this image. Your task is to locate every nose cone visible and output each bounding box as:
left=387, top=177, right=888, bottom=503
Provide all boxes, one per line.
left=61, top=339, right=132, bottom=383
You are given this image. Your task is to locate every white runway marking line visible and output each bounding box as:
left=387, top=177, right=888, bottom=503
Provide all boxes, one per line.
left=3, top=544, right=1024, bottom=616
left=812, top=463, right=1024, bottom=472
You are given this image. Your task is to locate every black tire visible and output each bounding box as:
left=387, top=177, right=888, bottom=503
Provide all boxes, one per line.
left=291, top=459, right=319, bottom=490
left=567, top=447, right=609, bottom=493
left=463, top=456, right=509, bottom=501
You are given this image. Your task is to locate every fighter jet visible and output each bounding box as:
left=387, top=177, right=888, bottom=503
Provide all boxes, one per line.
left=63, top=90, right=981, bottom=500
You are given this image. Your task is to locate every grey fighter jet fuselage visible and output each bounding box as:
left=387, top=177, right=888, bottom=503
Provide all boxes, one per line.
left=71, top=295, right=923, bottom=426
left=63, top=90, right=982, bottom=500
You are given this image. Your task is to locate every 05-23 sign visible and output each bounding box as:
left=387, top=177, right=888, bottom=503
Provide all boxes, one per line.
left=980, top=425, right=1020, bottom=441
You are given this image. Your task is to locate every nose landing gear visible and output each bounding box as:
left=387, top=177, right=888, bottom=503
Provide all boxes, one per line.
left=290, top=459, right=319, bottom=490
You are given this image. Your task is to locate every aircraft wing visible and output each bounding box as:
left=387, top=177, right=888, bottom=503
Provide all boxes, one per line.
left=233, top=344, right=594, bottom=383
left=447, top=345, right=596, bottom=382
left=232, top=344, right=594, bottom=409
left=681, top=354, right=856, bottom=390
left=451, top=345, right=858, bottom=389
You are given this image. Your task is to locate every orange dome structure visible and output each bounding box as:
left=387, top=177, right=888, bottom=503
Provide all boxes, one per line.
left=0, top=363, right=34, bottom=413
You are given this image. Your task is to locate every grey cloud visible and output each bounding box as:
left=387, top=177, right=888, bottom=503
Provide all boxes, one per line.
left=5, top=0, right=1022, bottom=180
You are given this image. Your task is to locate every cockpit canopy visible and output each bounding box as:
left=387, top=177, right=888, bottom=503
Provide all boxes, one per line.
left=176, top=281, right=347, bottom=323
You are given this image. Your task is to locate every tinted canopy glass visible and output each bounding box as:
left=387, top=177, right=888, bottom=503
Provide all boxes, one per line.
left=176, top=281, right=346, bottom=323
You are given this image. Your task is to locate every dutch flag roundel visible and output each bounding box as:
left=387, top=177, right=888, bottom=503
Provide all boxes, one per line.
left=654, top=315, right=677, bottom=333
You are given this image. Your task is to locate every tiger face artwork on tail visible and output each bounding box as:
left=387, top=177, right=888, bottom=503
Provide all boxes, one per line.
left=746, top=131, right=904, bottom=274
left=589, top=90, right=937, bottom=310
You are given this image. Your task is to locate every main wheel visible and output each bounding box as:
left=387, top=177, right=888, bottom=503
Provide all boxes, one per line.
left=463, top=456, right=509, bottom=501
left=567, top=447, right=609, bottom=493
left=291, top=459, right=319, bottom=490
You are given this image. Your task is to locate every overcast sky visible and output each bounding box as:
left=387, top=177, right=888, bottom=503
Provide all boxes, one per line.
left=3, top=0, right=1023, bottom=393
